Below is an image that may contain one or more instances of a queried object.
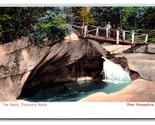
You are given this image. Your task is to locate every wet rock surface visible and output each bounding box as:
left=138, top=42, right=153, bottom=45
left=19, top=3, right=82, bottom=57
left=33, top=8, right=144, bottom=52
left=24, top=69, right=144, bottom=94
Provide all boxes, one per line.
left=19, top=39, right=108, bottom=98
left=0, top=37, right=109, bottom=101
left=103, top=43, right=155, bottom=81
left=79, top=79, right=155, bottom=102
left=117, top=53, right=155, bottom=81
left=0, top=35, right=154, bottom=102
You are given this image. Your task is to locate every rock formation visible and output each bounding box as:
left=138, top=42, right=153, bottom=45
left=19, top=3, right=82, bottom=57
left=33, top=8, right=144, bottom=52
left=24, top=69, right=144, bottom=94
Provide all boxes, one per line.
left=0, top=35, right=145, bottom=102
left=79, top=79, right=155, bottom=102
left=123, top=43, right=155, bottom=54
left=0, top=37, right=109, bottom=101
left=0, top=37, right=50, bottom=101
left=19, top=39, right=108, bottom=98
left=117, top=53, right=155, bottom=81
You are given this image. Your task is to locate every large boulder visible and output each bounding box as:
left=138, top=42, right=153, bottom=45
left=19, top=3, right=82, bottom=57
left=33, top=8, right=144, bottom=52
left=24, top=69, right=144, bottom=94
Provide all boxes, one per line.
left=79, top=79, right=155, bottom=102
left=19, top=39, right=108, bottom=98
left=123, top=43, right=155, bottom=54
left=117, top=53, right=155, bottom=81
left=123, top=44, right=148, bottom=53
left=0, top=37, right=51, bottom=101
left=1, top=36, right=141, bottom=101
left=0, top=37, right=108, bottom=101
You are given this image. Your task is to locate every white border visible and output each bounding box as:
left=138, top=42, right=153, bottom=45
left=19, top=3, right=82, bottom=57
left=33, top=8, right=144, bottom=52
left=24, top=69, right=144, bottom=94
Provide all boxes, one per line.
left=0, top=0, right=155, bottom=6
left=0, top=0, right=155, bottom=119
left=1, top=102, right=155, bottom=118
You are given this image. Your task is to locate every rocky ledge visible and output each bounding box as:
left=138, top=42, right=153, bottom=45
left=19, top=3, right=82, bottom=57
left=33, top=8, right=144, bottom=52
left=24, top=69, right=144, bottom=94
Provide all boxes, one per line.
left=79, top=79, right=155, bottom=102
left=0, top=35, right=153, bottom=102
left=0, top=37, right=109, bottom=101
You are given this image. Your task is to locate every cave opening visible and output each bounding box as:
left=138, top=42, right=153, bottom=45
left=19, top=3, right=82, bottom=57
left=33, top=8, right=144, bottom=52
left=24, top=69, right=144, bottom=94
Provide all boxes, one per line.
left=18, top=56, right=106, bottom=102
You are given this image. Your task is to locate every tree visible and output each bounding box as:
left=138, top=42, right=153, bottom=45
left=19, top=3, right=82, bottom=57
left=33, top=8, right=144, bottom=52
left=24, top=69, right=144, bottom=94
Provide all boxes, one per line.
left=141, top=7, right=155, bottom=29
left=91, top=7, right=121, bottom=27
left=33, top=7, right=68, bottom=45
left=76, top=7, right=97, bottom=25
left=73, top=7, right=96, bottom=34
left=0, top=7, right=68, bottom=45
left=91, top=7, right=151, bottom=30
left=0, top=7, right=46, bottom=44
left=122, top=7, right=149, bottom=30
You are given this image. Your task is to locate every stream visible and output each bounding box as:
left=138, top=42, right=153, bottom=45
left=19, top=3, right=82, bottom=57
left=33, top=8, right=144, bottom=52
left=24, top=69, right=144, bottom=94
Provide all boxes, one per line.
left=23, top=57, right=132, bottom=102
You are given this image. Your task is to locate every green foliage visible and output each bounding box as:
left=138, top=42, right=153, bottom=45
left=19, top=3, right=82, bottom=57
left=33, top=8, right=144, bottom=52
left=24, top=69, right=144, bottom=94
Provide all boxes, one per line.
left=91, top=7, right=120, bottom=26
left=0, top=7, right=68, bottom=45
left=0, top=12, right=16, bottom=42
left=1, top=6, right=155, bottom=44
left=147, top=31, right=155, bottom=42
left=142, top=7, right=155, bottom=29
left=0, top=7, right=46, bottom=44
left=125, top=7, right=149, bottom=29
left=121, top=7, right=134, bottom=27
left=148, top=37, right=155, bottom=42
left=90, top=6, right=154, bottom=30
left=77, top=7, right=97, bottom=25
left=33, top=8, right=68, bottom=45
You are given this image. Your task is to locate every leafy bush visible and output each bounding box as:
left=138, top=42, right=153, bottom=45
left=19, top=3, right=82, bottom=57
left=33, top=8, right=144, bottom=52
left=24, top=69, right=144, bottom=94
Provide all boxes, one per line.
left=0, top=7, right=68, bottom=45
left=33, top=8, right=68, bottom=46
left=0, top=7, right=46, bottom=44
left=148, top=31, right=155, bottom=42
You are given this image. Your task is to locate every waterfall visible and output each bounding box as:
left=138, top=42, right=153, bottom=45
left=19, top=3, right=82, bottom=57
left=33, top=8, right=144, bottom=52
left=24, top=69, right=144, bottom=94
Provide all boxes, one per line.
left=102, top=57, right=132, bottom=84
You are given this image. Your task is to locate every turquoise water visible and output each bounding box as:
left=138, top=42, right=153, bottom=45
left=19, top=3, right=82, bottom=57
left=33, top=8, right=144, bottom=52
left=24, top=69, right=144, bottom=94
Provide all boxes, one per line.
left=23, top=57, right=132, bottom=102
left=23, top=80, right=131, bottom=102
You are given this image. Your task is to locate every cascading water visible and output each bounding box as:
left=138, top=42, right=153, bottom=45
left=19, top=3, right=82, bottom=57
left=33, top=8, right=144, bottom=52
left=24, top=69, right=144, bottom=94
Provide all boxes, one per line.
left=21, top=57, right=132, bottom=102
left=102, top=56, right=132, bottom=84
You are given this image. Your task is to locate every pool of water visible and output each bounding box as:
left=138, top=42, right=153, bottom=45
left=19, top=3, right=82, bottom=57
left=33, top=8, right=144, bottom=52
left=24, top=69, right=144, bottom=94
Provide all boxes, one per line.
left=23, top=80, right=131, bottom=102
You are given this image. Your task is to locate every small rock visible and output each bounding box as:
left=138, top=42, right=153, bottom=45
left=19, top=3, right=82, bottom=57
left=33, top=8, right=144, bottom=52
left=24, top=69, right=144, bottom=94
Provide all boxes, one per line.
left=147, top=43, right=155, bottom=54
left=123, top=44, right=148, bottom=53
left=77, top=76, right=93, bottom=84
left=64, top=32, right=79, bottom=41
